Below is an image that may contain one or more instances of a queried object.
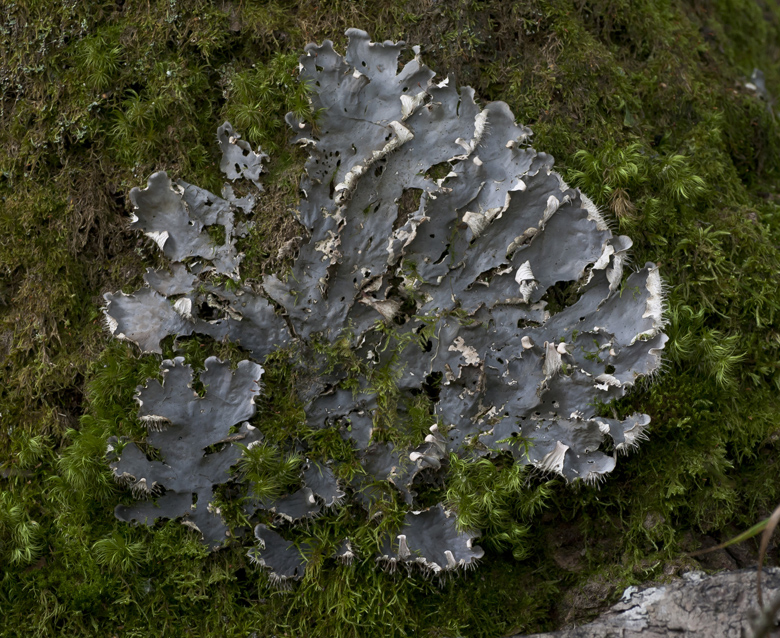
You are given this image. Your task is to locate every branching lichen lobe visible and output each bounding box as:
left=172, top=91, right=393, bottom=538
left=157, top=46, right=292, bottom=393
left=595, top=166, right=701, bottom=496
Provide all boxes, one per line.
left=109, top=356, right=263, bottom=548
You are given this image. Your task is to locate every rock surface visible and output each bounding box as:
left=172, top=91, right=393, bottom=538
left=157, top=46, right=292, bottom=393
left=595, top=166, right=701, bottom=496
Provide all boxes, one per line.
left=513, top=568, right=780, bottom=638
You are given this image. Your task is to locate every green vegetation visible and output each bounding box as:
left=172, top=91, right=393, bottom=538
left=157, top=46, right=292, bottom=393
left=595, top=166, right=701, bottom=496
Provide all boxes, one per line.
left=1, top=0, right=780, bottom=635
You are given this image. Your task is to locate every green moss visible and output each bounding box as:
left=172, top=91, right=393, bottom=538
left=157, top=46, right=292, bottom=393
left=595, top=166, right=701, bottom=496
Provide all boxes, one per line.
left=2, top=0, right=780, bottom=636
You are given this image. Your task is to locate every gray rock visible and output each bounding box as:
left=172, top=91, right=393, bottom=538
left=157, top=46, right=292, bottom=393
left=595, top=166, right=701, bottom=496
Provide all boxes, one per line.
left=514, top=568, right=780, bottom=638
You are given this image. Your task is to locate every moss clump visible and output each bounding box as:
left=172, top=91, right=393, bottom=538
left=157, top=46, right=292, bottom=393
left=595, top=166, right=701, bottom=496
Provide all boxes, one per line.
left=1, top=1, right=780, bottom=636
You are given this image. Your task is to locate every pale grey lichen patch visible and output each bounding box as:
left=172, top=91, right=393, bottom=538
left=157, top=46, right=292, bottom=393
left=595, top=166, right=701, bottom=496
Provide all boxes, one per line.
left=249, top=524, right=309, bottom=587
left=269, top=488, right=321, bottom=523
left=250, top=460, right=346, bottom=524
left=270, top=29, right=666, bottom=496
left=129, top=171, right=247, bottom=276
left=377, top=504, right=484, bottom=575
left=105, top=262, right=291, bottom=358
left=103, top=288, right=193, bottom=354
left=217, top=121, right=268, bottom=190
left=110, top=357, right=263, bottom=548
left=143, top=263, right=198, bottom=296
left=103, top=124, right=289, bottom=353
left=106, top=29, right=666, bottom=575
left=303, top=462, right=345, bottom=508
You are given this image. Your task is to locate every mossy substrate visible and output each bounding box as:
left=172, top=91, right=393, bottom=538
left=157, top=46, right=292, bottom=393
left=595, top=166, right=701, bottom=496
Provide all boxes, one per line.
left=1, top=1, right=780, bottom=636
